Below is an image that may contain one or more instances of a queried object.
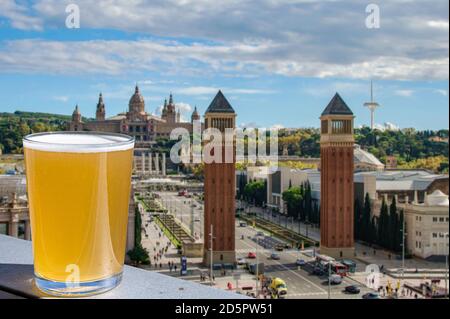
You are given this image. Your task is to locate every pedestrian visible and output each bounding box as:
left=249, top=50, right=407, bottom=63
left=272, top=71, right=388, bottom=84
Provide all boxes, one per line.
left=174, top=265, right=177, bottom=272
left=160, top=263, right=162, bottom=269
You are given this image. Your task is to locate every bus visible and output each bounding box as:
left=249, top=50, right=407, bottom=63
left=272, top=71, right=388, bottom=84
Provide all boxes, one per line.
left=314, top=255, right=349, bottom=276
left=330, top=262, right=349, bottom=277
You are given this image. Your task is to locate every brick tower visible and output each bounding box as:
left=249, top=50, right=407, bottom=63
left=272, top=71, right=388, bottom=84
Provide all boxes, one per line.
left=320, top=93, right=355, bottom=258
left=203, top=91, right=236, bottom=265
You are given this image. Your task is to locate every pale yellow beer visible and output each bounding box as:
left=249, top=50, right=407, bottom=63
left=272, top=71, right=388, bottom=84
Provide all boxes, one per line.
left=23, top=132, right=134, bottom=295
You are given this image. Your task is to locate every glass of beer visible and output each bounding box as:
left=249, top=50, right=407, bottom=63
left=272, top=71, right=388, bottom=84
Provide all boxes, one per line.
left=23, top=132, right=134, bottom=296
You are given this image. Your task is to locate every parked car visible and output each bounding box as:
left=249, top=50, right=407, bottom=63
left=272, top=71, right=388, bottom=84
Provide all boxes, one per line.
left=312, top=267, right=325, bottom=276
left=270, top=253, right=281, bottom=260
left=344, top=285, right=361, bottom=294
left=274, top=244, right=284, bottom=252
left=362, top=292, right=381, bottom=299
left=237, top=258, right=247, bottom=265
left=248, top=252, right=257, bottom=259
left=256, top=231, right=264, bottom=236
left=328, top=274, right=343, bottom=285
left=296, top=259, right=306, bottom=266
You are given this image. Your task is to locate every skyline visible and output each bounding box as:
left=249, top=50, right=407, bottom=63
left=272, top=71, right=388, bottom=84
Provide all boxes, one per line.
left=0, top=0, right=449, bottom=130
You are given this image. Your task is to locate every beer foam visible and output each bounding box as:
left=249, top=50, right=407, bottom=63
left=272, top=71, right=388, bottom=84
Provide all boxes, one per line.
left=23, top=133, right=134, bottom=153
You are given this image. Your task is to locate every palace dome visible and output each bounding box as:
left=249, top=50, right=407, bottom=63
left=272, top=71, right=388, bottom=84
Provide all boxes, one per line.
left=129, top=85, right=145, bottom=114
left=426, top=190, right=449, bottom=207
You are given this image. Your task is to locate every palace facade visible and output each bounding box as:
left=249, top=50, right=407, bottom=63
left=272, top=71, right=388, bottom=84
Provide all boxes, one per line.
left=68, top=85, right=202, bottom=150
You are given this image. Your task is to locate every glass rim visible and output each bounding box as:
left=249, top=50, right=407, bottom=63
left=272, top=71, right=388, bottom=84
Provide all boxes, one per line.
left=23, top=131, right=135, bottom=153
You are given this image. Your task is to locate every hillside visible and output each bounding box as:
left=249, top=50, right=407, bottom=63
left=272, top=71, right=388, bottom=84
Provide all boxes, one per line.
left=1, top=111, right=448, bottom=173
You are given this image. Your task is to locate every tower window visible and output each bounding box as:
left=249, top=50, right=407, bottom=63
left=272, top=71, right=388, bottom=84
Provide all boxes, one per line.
left=331, top=120, right=352, bottom=134
left=321, top=120, right=328, bottom=134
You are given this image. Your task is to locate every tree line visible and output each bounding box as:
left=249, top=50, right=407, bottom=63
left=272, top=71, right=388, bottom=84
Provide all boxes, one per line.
left=354, top=193, right=407, bottom=254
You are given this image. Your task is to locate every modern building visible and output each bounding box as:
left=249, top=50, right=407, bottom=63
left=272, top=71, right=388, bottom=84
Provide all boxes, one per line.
left=354, top=169, right=449, bottom=205
left=203, top=91, right=237, bottom=265
left=265, top=166, right=310, bottom=212
left=319, top=93, right=355, bottom=258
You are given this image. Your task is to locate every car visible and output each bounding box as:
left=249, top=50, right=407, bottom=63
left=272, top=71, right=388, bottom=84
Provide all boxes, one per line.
left=194, top=218, right=201, bottom=222
left=237, top=258, right=247, bottom=265
left=270, top=253, right=280, bottom=260
left=239, top=222, right=248, bottom=227
left=328, top=274, right=343, bottom=285
left=344, top=285, right=361, bottom=294
left=312, top=267, right=324, bottom=276
left=247, top=252, right=257, bottom=259
left=274, top=245, right=284, bottom=252
left=296, top=259, right=306, bottom=266
left=256, top=231, right=264, bottom=236
left=362, top=292, right=381, bottom=299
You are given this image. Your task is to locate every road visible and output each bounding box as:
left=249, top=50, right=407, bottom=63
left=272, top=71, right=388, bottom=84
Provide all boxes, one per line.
left=234, top=223, right=374, bottom=299
left=152, top=192, right=374, bottom=298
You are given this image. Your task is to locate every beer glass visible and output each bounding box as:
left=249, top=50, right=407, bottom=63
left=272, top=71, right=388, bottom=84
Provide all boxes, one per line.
left=23, top=132, right=134, bottom=296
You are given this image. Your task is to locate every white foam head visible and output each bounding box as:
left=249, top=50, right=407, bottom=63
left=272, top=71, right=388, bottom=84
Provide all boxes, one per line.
left=23, top=132, right=135, bottom=153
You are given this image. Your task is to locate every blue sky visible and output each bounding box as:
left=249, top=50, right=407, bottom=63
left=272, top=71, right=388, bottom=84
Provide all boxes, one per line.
left=0, top=0, right=448, bottom=130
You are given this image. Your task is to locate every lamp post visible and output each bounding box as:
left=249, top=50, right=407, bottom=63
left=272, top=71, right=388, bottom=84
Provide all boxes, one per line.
left=401, top=213, right=406, bottom=281
left=444, top=232, right=449, bottom=299
left=328, top=261, right=331, bottom=299
left=209, top=224, right=215, bottom=286
left=306, top=215, right=309, bottom=238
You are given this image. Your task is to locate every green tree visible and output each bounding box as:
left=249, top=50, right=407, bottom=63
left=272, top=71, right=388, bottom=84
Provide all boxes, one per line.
left=282, top=186, right=303, bottom=218
left=389, top=197, right=398, bottom=251
left=361, top=193, right=372, bottom=243
left=243, top=180, right=266, bottom=206
left=378, top=197, right=389, bottom=248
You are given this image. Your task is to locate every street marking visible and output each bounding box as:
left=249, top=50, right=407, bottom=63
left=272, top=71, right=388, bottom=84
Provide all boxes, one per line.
left=238, top=228, right=327, bottom=294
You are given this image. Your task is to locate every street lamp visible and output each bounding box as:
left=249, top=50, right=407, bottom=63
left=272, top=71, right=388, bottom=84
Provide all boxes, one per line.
left=444, top=232, right=449, bottom=299
left=400, top=214, right=407, bottom=281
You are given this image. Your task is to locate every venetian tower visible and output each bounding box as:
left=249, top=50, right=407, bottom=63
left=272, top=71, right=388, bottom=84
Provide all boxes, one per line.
left=203, top=91, right=236, bottom=265
left=320, top=93, right=355, bottom=258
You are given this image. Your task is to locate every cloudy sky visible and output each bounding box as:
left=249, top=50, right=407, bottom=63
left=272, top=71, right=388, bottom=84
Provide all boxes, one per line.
left=0, top=0, right=448, bottom=129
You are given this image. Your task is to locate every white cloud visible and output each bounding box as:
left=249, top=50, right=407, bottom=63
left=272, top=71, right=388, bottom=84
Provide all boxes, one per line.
left=395, top=89, right=414, bottom=97
left=271, top=124, right=285, bottom=130
left=52, top=96, right=69, bottom=102
left=374, top=122, right=400, bottom=131
left=434, top=89, right=448, bottom=97
left=175, top=102, right=193, bottom=113
left=0, top=0, right=448, bottom=81
left=176, top=86, right=276, bottom=96
left=427, top=20, right=449, bottom=30
left=0, top=0, right=43, bottom=31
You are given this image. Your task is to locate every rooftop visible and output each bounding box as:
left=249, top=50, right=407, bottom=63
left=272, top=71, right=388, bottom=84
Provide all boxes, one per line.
left=321, top=93, right=353, bottom=116
left=205, top=91, right=235, bottom=114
